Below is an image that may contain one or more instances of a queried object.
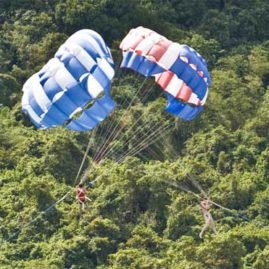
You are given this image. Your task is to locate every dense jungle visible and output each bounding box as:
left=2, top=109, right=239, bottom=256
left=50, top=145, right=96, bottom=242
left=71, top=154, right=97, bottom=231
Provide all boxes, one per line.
left=0, top=0, right=269, bottom=268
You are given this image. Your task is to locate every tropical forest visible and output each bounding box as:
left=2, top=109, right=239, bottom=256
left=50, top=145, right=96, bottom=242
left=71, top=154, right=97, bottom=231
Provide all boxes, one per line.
left=0, top=0, right=269, bottom=268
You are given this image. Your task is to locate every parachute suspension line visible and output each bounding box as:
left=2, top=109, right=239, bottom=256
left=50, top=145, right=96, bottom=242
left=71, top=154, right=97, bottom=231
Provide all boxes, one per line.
left=3, top=129, right=98, bottom=243
left=140, top=79, right=159, bottom=101
left=183, top=174, right=250, bottom=219
left=92, top=73, right=146, bottom=162
left=135, top=125, right=174, bottom=161
left=116, top=123, right=172, bottom=163
left=163, top=179, right=251, bottom=222
left=123, top=71, right=146, bottom=90
left=120, top=134, right=168, bottom=162
left=150, top=132, right=174, bottom=160
left=89, top=116, right=117, bottom=164
left=114, top=64, right=128, bottom=87
left=150, top=121, right=179, bottom=161
left=104, top=117, right=168, bottom=161
left=94, top=75, right=151, bottom=153
left=91, top=70, right=132, bottom=156
left=3, top=193, right=69, bottom=243
left=96, top=79, right=160, bottom=161
left=94, top=76, right=149, bottom=163
left=78, top=80, right=157, bottom=178
left=95, top=81, right=158, bottom=161
left=4, top=125, right=177, bottom=243
left=167, top=134, right=181, bottom=160
left=185, top=174, right=209, bottom=198
left=153, top=125, right=180, bottom=161
left=72, top=78, right=154, bottom=186
left=116, top=122, right=173, bottom=163
left=132, top=121, right=171, bottom=161
left=80, top=167, right=95, bottom=185
left=146, top=146, right=165, bottom=161
left=86, top=78, right=131, bottom=166
left=100, top=87, right=167, bottom=161
left=90, top=78, right=132, bottom=161
left=120, top=122, right=172, bottom=160
left=92, top=72, right=139, bottom=158
left=94, top=75, right=155, bottom=164
left=101, top=116, right=166, bottom=162
left=72, top=128, right=98, bottom=186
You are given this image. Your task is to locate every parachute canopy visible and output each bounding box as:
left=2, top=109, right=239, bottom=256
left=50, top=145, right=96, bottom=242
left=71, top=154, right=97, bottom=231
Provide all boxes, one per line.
left=22, top=29, right=116, bottom=131
left=120, top=26, right=211, bottom=120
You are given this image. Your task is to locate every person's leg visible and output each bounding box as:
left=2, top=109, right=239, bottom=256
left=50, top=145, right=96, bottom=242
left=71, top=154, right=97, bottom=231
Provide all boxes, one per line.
left=199, top=224, right=208, bottom=238
left=206, top=214, right=217, bottom=234
left=81, top=201, right=85, bottom=211
left=78, top=200, right=85, bottom=211
left=210, top=220, right=217, bottom=234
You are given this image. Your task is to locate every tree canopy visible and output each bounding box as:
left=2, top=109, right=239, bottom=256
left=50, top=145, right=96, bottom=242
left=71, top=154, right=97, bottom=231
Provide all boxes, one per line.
left=0, top=0, right=269, bottom=268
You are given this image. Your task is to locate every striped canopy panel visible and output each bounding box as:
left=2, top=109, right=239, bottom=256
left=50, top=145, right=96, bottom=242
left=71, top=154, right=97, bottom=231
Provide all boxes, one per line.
left=22, top=29, right=116, bottom=131
left=120, top=26, right=211, bottom=120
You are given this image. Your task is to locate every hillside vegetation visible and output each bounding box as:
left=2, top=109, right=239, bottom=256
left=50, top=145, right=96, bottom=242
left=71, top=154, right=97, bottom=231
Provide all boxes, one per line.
left=0, top=1, right=269, bottom=268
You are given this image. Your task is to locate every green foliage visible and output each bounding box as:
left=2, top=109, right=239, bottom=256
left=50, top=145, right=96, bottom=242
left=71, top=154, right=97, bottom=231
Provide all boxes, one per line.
left=0, top=0, right=269, bottom=268
left=197, top=233, right=246, bottom=269
left=0, top=74, right=20, bottom=106
left=251, top=246, right=269, bottom=269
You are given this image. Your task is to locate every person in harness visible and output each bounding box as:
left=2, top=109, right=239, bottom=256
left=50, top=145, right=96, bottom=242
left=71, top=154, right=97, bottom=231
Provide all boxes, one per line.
left=76, top=183, right=91, bottom=212
left=199, top=197, right=217, bottom=238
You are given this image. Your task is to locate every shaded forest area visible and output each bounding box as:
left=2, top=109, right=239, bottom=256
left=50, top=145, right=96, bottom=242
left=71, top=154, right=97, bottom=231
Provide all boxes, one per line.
left=0, top=0, right=269, bottom=268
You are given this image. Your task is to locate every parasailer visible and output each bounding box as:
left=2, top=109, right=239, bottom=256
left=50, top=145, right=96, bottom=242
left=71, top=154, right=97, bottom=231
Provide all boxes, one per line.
left=199, top=196, right=217, bottom=238
left=22, top=29, right=116, bottom=131
left=76, top=183, right=91, bottom=212
left=120, top=26, right=211, bottom=120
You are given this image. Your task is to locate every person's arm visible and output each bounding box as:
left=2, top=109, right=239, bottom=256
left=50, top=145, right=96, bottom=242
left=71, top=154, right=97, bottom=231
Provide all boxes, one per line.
left=85, top=188, right=92, bottom=201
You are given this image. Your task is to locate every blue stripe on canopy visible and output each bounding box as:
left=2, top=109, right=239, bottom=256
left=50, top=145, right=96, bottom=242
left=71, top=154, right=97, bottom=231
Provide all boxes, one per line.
left=64, top=83, right=92, bottom=107
left=58, top=53, right=88, bottom=81
left=66, top=95, right=116, bottom=131
left=39, top=73, right=62, bottom=101
left=165, top=93, right=203, bottom=120
left=169, top=60, right=208, bottom=100
left=179, top=45, right=211, bottom=85
left=121, top=51, right=165, bottom=76
left=22, top=29, right=115, bottom=131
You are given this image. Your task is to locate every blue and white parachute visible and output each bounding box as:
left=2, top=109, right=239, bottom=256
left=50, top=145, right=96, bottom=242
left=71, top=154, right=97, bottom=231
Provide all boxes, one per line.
left=22, top=29, right=116, bottom=131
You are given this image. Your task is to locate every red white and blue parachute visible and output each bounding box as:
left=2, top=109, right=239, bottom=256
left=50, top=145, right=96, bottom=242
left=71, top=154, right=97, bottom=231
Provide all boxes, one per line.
left=22, top=29, right=115, bottom=131
left=120, top=26, right=211, bottom=120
